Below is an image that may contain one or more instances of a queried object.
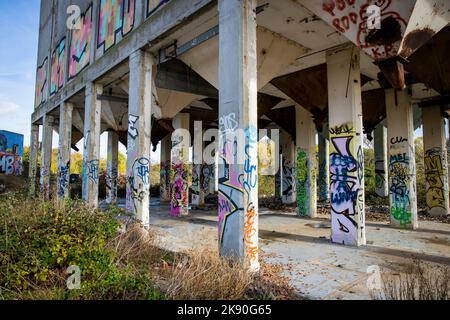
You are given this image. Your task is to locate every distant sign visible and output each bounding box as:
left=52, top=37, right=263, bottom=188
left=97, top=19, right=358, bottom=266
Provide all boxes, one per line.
left=0, top=130, right=24, bottom=176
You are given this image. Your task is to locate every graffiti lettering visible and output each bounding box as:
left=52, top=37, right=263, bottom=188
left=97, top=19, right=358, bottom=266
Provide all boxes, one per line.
left=68, top=5, right=92, bottom=80
left=50, top=38, right=66, bottom=95
left=425, top=148, right=447, bottom=211
left=146, top=0, right=170, bottom=17
left=390, top=136, right=408, bottom=145
left=389, top=151, right=412, bottom=226
left=98, top=0, right=136, bottom=53
left=35, top=57, right=48, bottom=108
left=58, top=161, right=70, bottom=197
left=128, top=114, right=139, bottom=140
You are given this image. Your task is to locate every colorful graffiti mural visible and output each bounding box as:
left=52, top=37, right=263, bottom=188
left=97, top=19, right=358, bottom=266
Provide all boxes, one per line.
left=0, top=131, right=23, bottom=176
left=389, top=150, right=413, bottom=227
left=170, top=162, right=188, bottom=217
left=329, top=124, right=364, bottom=245
left=106, top=166, right=118, bottom=204
left=201, top=164, right=212, bottom=196
left=68, top=5, right=92, bottom=80
left=424, top=147, right=448, bottom=214
left=146, top=0, right=170, bottom=17
left=35, top=57, right=48, bottom=108
left=97, top=0, right=136, bottom=54
left=50, top=38, right=66, bottom=96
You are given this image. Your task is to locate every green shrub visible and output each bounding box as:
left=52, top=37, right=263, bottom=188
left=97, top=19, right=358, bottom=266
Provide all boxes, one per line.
left=0, top=191, right=163, bottom=300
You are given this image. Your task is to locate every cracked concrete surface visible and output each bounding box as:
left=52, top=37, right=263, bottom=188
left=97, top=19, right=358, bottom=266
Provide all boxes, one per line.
left=109, top=198, right=450, bottom=300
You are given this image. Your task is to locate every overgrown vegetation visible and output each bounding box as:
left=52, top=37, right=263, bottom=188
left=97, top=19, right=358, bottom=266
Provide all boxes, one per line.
left=370, top=258, right=450, bottom=300
left=0, top=190, right=298, bottom=300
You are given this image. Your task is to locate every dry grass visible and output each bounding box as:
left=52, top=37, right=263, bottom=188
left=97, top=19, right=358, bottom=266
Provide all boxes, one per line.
left=112, top=225, right=301, bottom=300
left=371, top=258, right=450, bottom=300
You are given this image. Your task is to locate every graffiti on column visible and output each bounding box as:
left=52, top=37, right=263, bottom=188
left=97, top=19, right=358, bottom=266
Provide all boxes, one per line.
left=424, top=147, right=447, bottom=211
left=389, top=149, right=412, bottom=226
left=329, top=124, right=364, bottom=243
left=128, top=115, right=139, bottom=140
left=240, top=126, right=258, bottom=265
left=320, top=0, right=413, bottom=60
left=170, top=162, right=188, bottom=217
left=296, top=149, right=308, bottom=216
left=160, top=160, right=170, bottom=200
left=146, top=0, right=170, bottom=17
left=282, top=158, right=295, bottom=203
left=58, top=161, right=70, bottom=198
left=106, top=166, right=118, bottom=203
left=68, top=5, right=92, bottom=80
left=218, top=113, right=243, bottom=249
left=50, top=38, right=66, bottom=96
left=191, top=164, right=201, bottom=205
left=87, top=160, right=100, bottom=183
left=35, top=57, right=48, bottom=108
left=0, top=131, right=23, bottom=176
left=127, top=157, right=150, bottom=213
left=97, top=0, right=136, bottom=54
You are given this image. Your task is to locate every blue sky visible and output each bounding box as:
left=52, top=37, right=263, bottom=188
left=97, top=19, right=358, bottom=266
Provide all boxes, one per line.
left=0, top=0, right=40, bottom=147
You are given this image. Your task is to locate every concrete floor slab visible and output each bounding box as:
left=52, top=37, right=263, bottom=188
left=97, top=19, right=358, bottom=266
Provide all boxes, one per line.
left=106, top=198, right=450, bottom=300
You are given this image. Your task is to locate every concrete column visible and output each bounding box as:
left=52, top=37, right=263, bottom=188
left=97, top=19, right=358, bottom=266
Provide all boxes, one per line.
left=318, top=133, right=330, bottom=202
left=170, top=112, right=190, bottom=217
left=218, top=0, right=259, bottom=271
left=386, top=89, right=418, bottom=229
left=40, top=115, right=53, bottom=200
left=160, top=134, right=171, bottom=202
left=106, top=131, right=119, bottom=205
left=374, top=124, right=389, bottom=197
left=57, top=102, right=73, bottom=199
left=295, top=106, right=317, bottom=218
left=192, top=122, right=205, bottom=207
left=280, top=130, right=296, bottom=204
left=126, top=50, right=153, bottom=228
left=423, top=106, right=449, bottom=216
left=28, top=124, right=40, bottom=197
left=82, top=82, right=102, bottom=208
left=327, top=45, right=366, bottom=246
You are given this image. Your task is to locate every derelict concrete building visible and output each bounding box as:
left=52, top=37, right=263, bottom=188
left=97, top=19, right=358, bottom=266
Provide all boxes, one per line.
left=30, top=0, right=450, bottom=270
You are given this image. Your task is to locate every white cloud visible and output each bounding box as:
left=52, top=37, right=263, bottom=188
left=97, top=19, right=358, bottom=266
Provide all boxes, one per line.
left=0, top=100, right=20, bottom=115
